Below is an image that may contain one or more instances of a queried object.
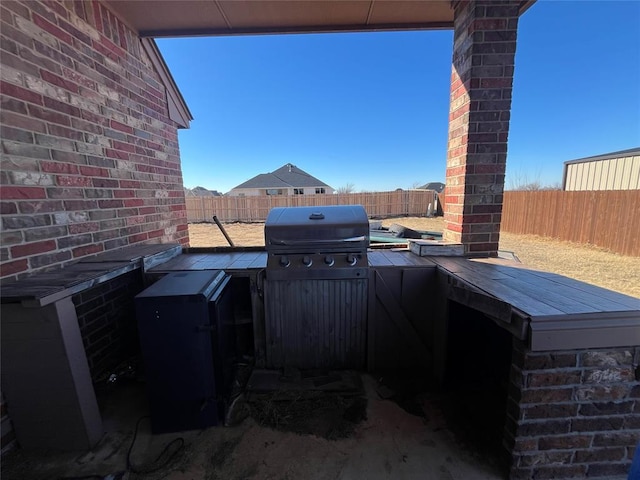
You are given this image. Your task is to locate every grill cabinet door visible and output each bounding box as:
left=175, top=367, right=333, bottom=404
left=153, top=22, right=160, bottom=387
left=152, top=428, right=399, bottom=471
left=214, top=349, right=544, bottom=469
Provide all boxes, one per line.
left=135, top=271, right=227, bottom=433
left=264, top=278, right=368, bottom=369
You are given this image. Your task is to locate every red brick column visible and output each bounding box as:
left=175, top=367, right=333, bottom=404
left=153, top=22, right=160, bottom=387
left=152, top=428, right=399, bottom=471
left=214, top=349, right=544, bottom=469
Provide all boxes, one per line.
left=444, top=1, right=520, bottom=256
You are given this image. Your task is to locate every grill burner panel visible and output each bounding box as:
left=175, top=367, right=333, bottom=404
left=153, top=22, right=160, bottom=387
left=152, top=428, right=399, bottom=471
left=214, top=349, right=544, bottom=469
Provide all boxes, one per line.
left=267, top=252, right=368, bottom=280
left=265, top=205, right=369, bottom=279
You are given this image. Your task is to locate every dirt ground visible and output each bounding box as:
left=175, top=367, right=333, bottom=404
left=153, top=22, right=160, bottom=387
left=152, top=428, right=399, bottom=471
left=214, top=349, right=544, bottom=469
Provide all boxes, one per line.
left=188, top=217, right=640, bottom=298
left=1, top=376, right=507, bottom=480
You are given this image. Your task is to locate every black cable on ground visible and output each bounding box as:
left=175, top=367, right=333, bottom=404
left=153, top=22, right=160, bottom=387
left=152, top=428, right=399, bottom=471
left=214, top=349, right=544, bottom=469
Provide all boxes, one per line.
left=127, top=416, right=185, bottom=475
left=58, top=416, right=184, bottom=480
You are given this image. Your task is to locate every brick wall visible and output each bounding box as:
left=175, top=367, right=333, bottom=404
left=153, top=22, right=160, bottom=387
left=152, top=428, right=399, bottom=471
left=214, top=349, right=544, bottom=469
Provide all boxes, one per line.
left=443, top=0, right=519, bottom=256
left=0, top=0, right=189, bottom=281
left=507, top=341, right=640, bottom=479
left=72, top=270, right=144, bottom=382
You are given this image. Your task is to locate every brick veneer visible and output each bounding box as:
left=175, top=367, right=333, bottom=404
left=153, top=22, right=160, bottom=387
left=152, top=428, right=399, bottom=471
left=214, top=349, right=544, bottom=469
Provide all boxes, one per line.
left=444, top=0, right=519, bottom=256
left=507, top=341, right=640, bottom=479
left=72, top=270, right=144, bottom=382
left=0, top=0, right=189, bottom=281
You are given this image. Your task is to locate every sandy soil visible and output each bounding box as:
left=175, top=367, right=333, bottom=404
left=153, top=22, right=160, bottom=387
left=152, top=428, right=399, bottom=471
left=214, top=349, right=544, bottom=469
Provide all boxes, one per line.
left=189, top=217, right=640, bottom=298
left=2, top=377, right=505, bottom=480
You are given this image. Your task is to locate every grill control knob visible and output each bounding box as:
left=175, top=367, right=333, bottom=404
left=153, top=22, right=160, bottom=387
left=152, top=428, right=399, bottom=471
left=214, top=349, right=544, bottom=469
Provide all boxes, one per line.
left=302, top=255, right=312, bottom=267
left=324, top=256, right=334, bottom=266
left=346, top=254, right=357, bottom=266
left=279, top=256, right=290, bottom=267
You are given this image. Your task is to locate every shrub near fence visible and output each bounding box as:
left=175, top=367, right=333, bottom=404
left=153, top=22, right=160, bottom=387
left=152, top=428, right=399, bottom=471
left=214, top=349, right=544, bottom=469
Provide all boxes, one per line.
left=501, top=190, right=640, bottom=257
left=186, top=190, right=439, bottom=223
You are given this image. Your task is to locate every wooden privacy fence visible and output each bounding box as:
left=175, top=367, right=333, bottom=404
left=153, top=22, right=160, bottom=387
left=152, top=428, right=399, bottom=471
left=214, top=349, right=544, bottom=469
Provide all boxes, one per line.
left=186, top=190, right=439, bottom=223
left=501, top=190, right=640, bottom=256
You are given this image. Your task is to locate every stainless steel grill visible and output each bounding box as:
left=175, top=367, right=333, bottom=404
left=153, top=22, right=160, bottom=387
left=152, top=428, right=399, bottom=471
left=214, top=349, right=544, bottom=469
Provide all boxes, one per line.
left=263, top=205, right=369, bottom=369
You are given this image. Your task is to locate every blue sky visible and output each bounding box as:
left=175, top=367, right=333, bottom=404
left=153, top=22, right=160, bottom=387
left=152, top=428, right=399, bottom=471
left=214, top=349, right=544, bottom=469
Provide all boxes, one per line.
left=157, top=1, right=640, bottom=194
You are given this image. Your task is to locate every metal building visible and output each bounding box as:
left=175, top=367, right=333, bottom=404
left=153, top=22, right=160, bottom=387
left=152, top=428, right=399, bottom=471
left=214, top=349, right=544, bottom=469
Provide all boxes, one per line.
left=563, top=148, right=640, bottom=191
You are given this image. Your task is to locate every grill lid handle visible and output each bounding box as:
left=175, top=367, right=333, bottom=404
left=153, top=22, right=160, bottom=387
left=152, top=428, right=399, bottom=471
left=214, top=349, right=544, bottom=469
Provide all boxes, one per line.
left=309, top=212, right=325, bottom=220
left=269, top=236, right=367, bottom=246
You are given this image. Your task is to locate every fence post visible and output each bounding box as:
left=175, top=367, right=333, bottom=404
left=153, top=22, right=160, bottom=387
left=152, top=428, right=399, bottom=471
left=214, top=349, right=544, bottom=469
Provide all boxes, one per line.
left=404, top=190, right=408, bottom=216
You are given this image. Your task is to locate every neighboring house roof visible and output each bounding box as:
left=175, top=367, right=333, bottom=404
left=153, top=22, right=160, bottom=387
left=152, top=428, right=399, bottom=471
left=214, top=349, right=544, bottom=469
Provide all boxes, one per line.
left=234, top=173, right=292, bottom=189
left=418, top=182, right=446, bottom=193
left=185, top=186, right=222, bottom=197
left=563, top=147, right=640, bottom=165
left=231, top=164, right=332, bottom=190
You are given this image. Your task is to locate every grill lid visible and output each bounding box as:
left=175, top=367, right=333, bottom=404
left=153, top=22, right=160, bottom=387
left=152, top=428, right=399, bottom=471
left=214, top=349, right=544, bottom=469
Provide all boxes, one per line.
left=265, top=205, right=369, bottom=251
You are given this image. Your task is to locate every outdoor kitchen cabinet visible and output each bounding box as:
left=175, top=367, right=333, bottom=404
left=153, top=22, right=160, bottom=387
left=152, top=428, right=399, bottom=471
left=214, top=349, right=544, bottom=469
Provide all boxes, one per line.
left=135, top=270, right=235, bottom=433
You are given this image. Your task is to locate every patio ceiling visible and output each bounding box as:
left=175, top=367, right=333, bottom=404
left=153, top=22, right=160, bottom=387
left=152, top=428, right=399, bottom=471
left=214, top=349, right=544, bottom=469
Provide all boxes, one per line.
left=107, top=0, right=534, bottom=38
